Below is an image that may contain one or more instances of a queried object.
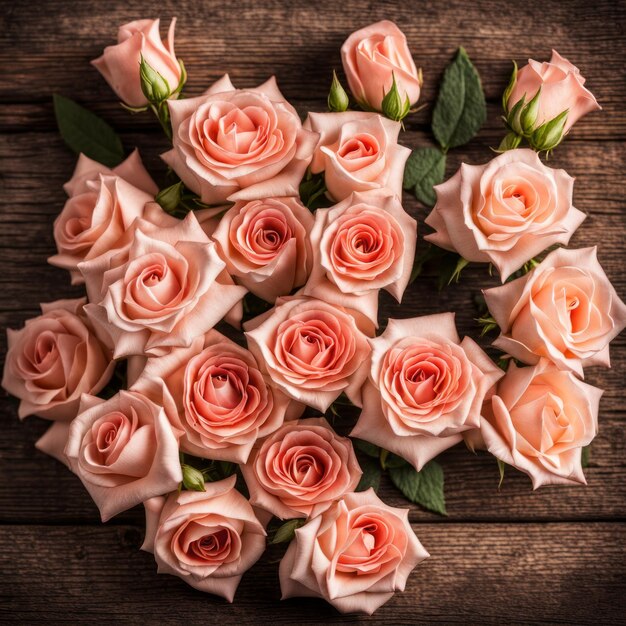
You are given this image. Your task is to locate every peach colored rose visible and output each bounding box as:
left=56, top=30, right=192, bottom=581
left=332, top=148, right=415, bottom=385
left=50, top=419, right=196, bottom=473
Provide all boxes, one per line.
left=303, top=191, right=416, bottom=323
left=2, top=299, right=113, bottom=421
left=245, top=296, right=372, bottom=412
left=351, top=314, right=503, bottom=470
left=484, top=246, right=626, bottom=377
left=279, top=489, right=429, bottom=615
left=92, top=18, right=182, bottom=107
left=341, top=20, right=421, bottom=111
left=212, top=197, right=314, bottom=302
left=142, top=475, right=266, bottom=601
left=425, top=149, right=586, bottom=281
left=162, top=75, right=319, bottom=204
left=304, top=111, right=410, bottom=202
left=241, top=417, right=362, bottom=520
left=131, top=329, right=291, bottom=463
left=481, top=360, right=601, bottom=488
left=49, top=151, right=157, bottom=284
left=507, top=50, right=601, bottom=134
left=80, top=209, right=246, bottom=358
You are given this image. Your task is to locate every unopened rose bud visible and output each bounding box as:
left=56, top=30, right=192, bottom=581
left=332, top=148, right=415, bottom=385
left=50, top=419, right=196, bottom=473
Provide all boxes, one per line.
left=381, top=73, right=411, bottom=121
left=140, top=55, right=171, bottom=103
left=328, top=70, right=349, bottom=112
left=181, top=464, right=205, bottom=492
left=155, top=181, right=183, bottom=213
left=520, top=86, right=542, bottom=134
left=497, top=132, right=522, bottom=152
left=530, top=109, right=569, bottom=152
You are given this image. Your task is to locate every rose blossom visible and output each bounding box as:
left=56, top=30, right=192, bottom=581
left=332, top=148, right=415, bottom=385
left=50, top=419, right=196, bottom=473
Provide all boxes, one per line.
left=481, top=360, right=602, bottom=488
left=241, top=417, right=362, bottom=520
left=162, top=75, right=319, bottom=204
left=279, top=489, right=429, bottom=615
left=245, top=296, right=372, bottom=412
left=211, top=197, right=314, bottom=302
left=304, top=111, right=410, bottom=202
left=49, top=150, right=158, bottom=284
left=142, top=475, right=266, bottom=601
left=341, top=20, right=421, bottom=111
left=351, top=313, right=503, bottom=470
left=2, top=298, right=113, bottom=421
left=483, top=246, right=626, bottom=377
left=92, top=18, right=182, bottom=107
left=425, top=149, right=586, bottom=281
left=303, top=191, right=416, bottom=323
left=507, top=50, right=600, bottom=134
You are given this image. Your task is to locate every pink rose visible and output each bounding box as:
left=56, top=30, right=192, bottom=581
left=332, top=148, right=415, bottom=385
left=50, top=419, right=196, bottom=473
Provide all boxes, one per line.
left=2, top=299, right=113, bottom=421
left=241, top=417, right=362, bottom=519
left=279, top=489, right=429, bottom=615
left=484, top=246, right=626, bottom=377
left=507, top=50, right=601, bottom=134
left=92, top=18, right=182, bottom=107
left=162, top=75, right=319, bottom=204
left=425, top=149, right=586, bottom=281
left=245, top=296, right=372, bottom=412
left=303, top=191, right=416, bottom=323
left=142, top=475, right=266, bottom=601
left=131, top=329, right=291, bottom=463
left=351, top=313, right=503, bottom=470
left=341, top=20, right=421, bottom=111
left=304, top=111, right=410, bottom=202
left=481, top=360, right=602, bottom=488
left=80, top=209, right=246, bottom=358
left=49, top=150, right=157, bottom=284
left=211, top=197, right=314, bottom=302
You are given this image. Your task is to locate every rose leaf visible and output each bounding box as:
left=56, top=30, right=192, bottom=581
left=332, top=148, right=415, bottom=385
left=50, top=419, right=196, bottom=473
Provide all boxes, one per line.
left=402, top=147, right=446, bottom=207
left=355, top=455, right=383, bottom=493
left=270, top=518, right=307, bottom=545
left=389, top=460, right=447, bottom=516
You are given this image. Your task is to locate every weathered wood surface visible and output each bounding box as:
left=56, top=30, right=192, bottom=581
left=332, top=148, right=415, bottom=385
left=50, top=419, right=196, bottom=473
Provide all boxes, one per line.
left=1, top=0, right=625, bottom=623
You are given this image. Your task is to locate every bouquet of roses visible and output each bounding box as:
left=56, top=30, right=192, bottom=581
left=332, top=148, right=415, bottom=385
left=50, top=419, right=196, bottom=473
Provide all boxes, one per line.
left=3, top=17, right=625, bottom=615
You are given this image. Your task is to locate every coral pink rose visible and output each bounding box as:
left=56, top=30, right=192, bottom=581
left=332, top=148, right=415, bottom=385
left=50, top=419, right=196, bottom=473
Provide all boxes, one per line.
left=484, top=246, right=626, bottom=377
left=92, top=18, right=182, bottom=107
left=304, top=111, right=410, bottom=202
left=481, top=360, right=602, bottom=488
left=341, top=20, right=421, bottom=111
left=212, top=197, right=314, bottom=302
left=279, top=489, right=429, bottom=615
left=142, top=475, right=266, bottom=601
left=2, top=299, right=113, bottom=421
left=245, top=296, right=372, bottom=412
left=303, top=191, right=416, bottom=323
left=49, top=150, right=157, bottom=284
left=162, top=75, right=319, bottom=204
left=131, top=329, right=291, bottom=463
left=425, top=149, right=586, bottom=281
left=351, top=313, right=503, bottom=470
left=241, top=417, right=362, bottom=520
left=507, top=50, right=601, bottom=134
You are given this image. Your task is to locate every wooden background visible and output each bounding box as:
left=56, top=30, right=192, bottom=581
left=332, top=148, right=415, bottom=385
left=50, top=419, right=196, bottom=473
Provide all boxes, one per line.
left=1, top=0, right=625, bottom=623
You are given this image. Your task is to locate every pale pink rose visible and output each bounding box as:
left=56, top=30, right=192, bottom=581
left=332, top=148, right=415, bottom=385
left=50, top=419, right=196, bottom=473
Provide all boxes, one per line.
left=142, top=475, right=266, bottom=601
left=49, top=151, right=157, bottom=285
left=481, top=359, right=602, bottom=488
left=507, top=50, right=601, bottom=133
left=304, top=111, right=410, bottom=202
left=2, top=299, right=114, bottom=421
left=279, top=489, right=429, bottom=615
left=351, top=313, right=503, bottom=470
left=92, top=18, right=182, bottom=107
left=425, top=149, right=586, bottom=281
left=211, top=197, right=314, bottom=302
left=484, top=246, right=626, bottom=377
left=131, top=329, right=291, bottom=463
left=241, top=417, right=362, bottom=520
left=245, top=296, right=372, bottom=412
left=303, top=191, right=416, bottom=323
left=162, top=75, right=319, bottom=204
left=341, top=20, right=421, bottom=111
left=80, top=209, right=246, bottom=358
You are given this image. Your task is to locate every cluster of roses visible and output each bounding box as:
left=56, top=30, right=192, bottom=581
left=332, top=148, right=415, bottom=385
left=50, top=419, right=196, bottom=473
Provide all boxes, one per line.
left=2, top=17, right=625, bottom=616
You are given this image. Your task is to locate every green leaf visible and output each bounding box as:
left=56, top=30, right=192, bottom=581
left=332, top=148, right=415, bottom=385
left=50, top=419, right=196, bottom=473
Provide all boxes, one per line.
left=436, top=252, right=469, bottom=290
left=355, top=456, right=382, bottom=492
left=299, top=170, right=329, bottom=210
left=156, top=181, right=184, bottom=213
left=389, top=461, right=447, bottom=515
left=497, top=459, right=505, bottom=489
left=270, top=518, right=306, bottom=544
left=402, top=147, right=446, bottom=206
left=53, top=94, right=124, bottom=167
left=581, top=445, right=591, bottom=468
left=432, top=48, right=487, bottom=150
left=352, top=439, right=381, bottom=458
